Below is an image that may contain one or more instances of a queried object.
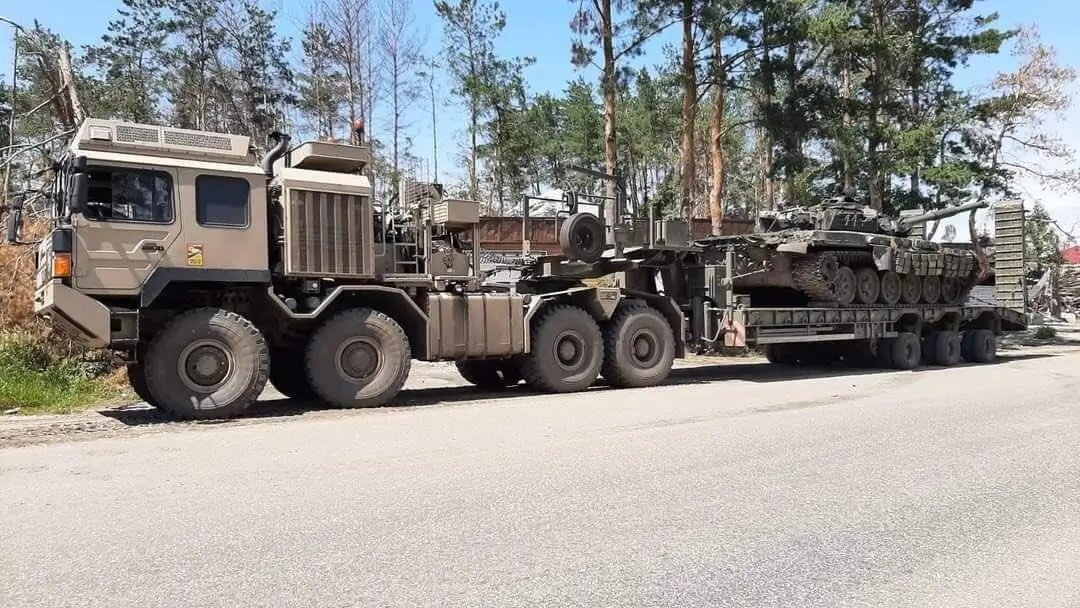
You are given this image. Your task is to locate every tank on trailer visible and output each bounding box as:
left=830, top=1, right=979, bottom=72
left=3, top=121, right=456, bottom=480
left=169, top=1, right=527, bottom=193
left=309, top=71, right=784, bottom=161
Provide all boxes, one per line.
left=696, top=198, right=989, bottom=307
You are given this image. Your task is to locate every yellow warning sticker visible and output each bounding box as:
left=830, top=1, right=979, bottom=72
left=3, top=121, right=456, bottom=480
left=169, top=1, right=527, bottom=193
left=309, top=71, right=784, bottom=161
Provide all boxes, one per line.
left=186, top=243, right=204, bottom=266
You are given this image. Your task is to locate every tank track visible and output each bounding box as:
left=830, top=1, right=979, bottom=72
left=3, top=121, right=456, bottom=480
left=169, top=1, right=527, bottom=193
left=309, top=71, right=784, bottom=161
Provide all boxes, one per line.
left=790, top=248, right=979, bottom=307
left=791, top=250, right=875, bottom=303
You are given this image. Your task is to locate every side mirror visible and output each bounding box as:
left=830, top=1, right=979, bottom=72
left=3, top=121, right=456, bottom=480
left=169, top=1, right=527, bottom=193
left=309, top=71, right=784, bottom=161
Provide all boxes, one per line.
left=71, top=155, right=87, bottom=173
left=4, top=195, right=23, bottom=244
left=68, top=173, right=89, bottom=215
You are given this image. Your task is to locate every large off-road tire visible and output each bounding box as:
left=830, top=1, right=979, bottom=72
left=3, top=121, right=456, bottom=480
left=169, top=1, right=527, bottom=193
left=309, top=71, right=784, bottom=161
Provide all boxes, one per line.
left=269, top=346, right=316, bottom=400
left=930, top=330, right=962, bottom=366
left=519, top=304, right=603, bottom=393
left=142, top=308, right=269, bottom=420
left=888, top=332, right=922, bottom=370
left=559, top=212, right=605, bottom=263
left=125, top=362, right=156, bottom=406
left=456, top=359, right=522, bottom=389
left=964, top=328, right=997, bottom=363
left=600, top=300, right=675, bottom=388
left=305, top=308, right=411, bottom=409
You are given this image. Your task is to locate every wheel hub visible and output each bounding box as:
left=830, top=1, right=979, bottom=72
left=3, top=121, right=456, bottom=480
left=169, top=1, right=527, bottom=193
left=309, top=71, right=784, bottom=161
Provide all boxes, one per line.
left=630, top=329, right=659, bottom=367
left=337, top=338, right=381, bottom=380
left=553, top=331, right=585, bottom=370
left=178, top=339, right=233, bottom=390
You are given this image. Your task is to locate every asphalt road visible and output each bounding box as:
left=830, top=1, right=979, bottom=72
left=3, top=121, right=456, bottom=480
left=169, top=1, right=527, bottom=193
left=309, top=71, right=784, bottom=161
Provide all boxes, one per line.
left=3, top=349, right=1080, bottom=608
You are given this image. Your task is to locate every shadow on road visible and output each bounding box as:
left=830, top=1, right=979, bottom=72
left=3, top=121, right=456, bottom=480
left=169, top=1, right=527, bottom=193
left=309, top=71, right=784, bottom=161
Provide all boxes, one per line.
left=98, top=351, right=1059, bottom=428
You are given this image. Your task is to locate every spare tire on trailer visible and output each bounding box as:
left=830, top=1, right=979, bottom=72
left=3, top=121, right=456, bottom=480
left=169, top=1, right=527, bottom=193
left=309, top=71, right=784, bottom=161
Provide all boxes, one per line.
left=559, top=212, right=605, bottom=263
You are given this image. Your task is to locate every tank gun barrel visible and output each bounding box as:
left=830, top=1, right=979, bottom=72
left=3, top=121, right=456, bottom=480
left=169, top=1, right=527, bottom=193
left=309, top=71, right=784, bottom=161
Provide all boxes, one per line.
left=897, top=199, right=988, bottom=228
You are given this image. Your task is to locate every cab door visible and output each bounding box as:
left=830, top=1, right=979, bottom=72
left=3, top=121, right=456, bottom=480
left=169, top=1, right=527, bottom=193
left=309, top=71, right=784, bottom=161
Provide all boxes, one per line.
left=72, top=164, right=181, bottom=295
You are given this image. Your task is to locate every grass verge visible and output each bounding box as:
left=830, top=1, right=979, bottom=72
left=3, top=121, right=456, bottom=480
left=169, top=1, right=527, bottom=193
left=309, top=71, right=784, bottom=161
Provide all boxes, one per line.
left=0, top=334, right=126, bottom=415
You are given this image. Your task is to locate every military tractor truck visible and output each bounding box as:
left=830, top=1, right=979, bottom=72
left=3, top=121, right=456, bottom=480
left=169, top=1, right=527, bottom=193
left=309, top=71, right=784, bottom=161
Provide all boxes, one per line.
left=11, top=117, right=1028, bottom=421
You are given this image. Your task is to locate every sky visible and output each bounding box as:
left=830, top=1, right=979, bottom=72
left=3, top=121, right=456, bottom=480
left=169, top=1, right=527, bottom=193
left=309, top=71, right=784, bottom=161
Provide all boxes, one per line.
left=2, top=0, right=1080, bottom=240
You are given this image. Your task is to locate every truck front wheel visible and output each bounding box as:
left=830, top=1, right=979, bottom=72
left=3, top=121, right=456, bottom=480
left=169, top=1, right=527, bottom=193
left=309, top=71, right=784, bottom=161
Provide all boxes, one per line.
left=519, top=304, right=603, bottom=393
left=143, top=308, right=270, bottom=420
left=125, top=362, right=156, bottom=406
left=305, top=308, right=411, bottom=408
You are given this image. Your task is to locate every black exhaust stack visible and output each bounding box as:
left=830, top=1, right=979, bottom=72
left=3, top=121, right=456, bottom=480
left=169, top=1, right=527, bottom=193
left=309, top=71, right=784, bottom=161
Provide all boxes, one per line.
left=261, top=131, right=292, bottom=178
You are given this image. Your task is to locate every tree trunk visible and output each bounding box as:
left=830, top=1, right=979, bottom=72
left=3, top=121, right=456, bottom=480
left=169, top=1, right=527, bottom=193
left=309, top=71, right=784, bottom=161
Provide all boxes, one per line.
left=709, top=36, right=726, bottom=236
left=680, top=0, right=697, bottom=223
left=842, top=56, right=853, bottom=196
left=601, top=0, right=618, bottom=243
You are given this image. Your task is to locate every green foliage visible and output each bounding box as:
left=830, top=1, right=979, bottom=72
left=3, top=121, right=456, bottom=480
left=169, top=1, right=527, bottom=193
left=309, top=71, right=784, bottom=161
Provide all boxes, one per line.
left=2, top=0, right=1077, bottom=229
left=0, top=335, right=118, bottom=414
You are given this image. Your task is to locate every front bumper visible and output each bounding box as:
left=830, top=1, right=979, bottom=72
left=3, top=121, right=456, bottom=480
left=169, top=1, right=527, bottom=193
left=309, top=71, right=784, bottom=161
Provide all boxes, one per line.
left=34, top=279, right=113, bottom=349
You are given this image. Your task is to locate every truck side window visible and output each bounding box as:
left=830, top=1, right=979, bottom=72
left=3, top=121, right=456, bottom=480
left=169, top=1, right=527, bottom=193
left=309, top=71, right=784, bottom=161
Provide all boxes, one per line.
left=84, top=167, right=173, bottom=223
left=195, top=175, right=250, bottom=228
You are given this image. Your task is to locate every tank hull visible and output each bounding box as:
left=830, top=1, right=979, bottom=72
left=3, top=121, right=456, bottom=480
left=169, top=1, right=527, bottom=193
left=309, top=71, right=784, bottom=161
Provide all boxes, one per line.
left=711, top=230, right=982, bottom=307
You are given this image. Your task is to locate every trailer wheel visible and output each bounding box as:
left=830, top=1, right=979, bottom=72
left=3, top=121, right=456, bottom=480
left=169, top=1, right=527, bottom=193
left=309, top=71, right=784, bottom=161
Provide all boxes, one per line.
left=125, top=362, right=156, bottom=406
left=875, top=338, right=895, bottom=368
left=269, top=346, right=316, bottom=400
left=520, top=304, right=603, bottom=393
left=930, top=330, right=962, bottom=366
left=966, top=329, right=997, bottom=363
left=763, top=343, right=796, bottom=365
left=559, top=212, right=605, bottom=263
left=143, top=308, right=269, bottom=420
left=889, top=332, right=922, bottom=370
left=456, top=359, right=522, bottom=389
left=305, top=308, right=411, bottom=408
left=601, top=300, right=675, bottom=388
left=960, top=329, right=977, bottom=361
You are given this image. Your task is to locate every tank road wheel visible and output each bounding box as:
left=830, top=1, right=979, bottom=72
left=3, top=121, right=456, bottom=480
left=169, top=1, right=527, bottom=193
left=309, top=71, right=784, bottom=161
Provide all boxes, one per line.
left=964, top=329, right=997, bottom=363
left=142, top=308, right=270, bottom=420
left=854, top=267, right=881, bottom=305
left=519, top=304, right=603, bottom=393
left=559, top=212, right=605, bottom=263
left=832, top=266, right=858, bottom=305
left=125, top=362, right=156, bottom=406
left=456, top=359, right=522, bottom=390
left=269, top=346, right=316, bottom=400
left=305, top=308, right=411, bottom=409
left=600, top=300, right=675, bottom=388
left=921, top=275, right=942, bottom=304
left=940, top=277, right=964, bottom=305
left=878, top=271, right=902, bottom=305
left=888, top=332, right=922, bottom=370
left=932, top=330, right=963, bottom=366
left=900, top=273, right=922, bottom=305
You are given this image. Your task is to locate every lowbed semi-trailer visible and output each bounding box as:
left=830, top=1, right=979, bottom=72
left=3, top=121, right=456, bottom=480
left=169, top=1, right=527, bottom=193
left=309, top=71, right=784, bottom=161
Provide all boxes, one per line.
left=7, top=118, right=1028, bottom=420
